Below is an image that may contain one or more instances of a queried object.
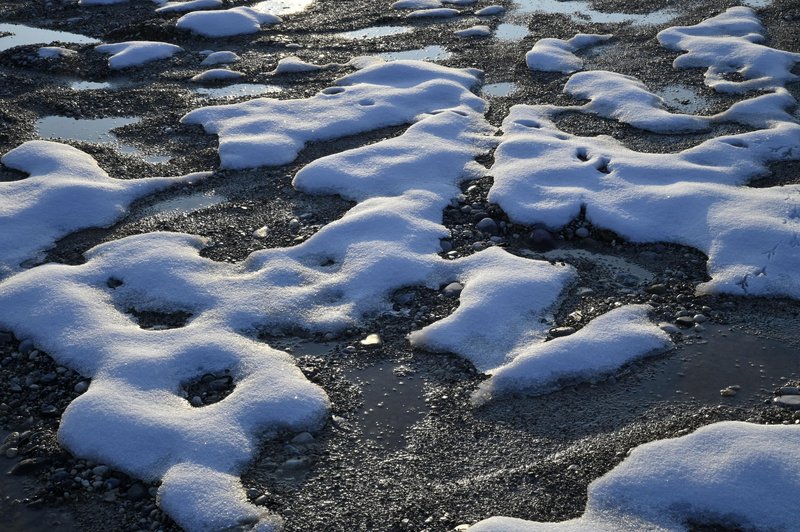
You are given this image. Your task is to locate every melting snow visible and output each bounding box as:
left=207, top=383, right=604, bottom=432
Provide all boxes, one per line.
left=176, top=7, right=281, bottom=37
left=95, top=41, right=183, bottom=69
left=526, top=33, right=613, bottom=73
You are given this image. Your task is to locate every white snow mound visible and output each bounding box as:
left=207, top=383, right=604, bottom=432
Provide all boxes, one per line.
left=526, top=33, right=612, bottom=74
left=176, top=7, right=281, bottom=37
left=95, top=41, right=183, bottom=69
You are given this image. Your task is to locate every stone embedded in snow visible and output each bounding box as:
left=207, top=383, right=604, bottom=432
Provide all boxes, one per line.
left=526, top=33, right=612, bottom=74
left=200, top=50, right=240, bottom=65
left=455, top=25, right=491, bottom=38
left=176, top=7, right=282, bottom=37
left=155, top=0, right=222, bottom=13
left=471, top=422, right=800, bottom=531
left=657, top=6, right=800, bottom=93
left=407, top=8, right=460, bottom=18
left=191, top=68, right=245, bottom=82
left=271, top=55, right=331, bottom=74
left=95, top=41, right=183, bottom=69
left=0, top=141, right=205, bottom=277
left=472, top=305, right=671, bottom=402
left=38, top=46, right=77, bottom=58
left=182, top=60, right=485, bottom=168
left=475, top=5, right=504, bottom=16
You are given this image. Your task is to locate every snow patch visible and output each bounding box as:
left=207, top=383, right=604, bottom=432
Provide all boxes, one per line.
left=95, top=41, right=183, bottom=69
left=155, top=0, right=222, bottom=13
left=176, top=7, right=281, bottom=37
left=526, top=33, right=612, bottom=74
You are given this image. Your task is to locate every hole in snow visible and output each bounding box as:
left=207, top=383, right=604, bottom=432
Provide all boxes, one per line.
left=184, top=370, right=235, bottom=407
left=358, top=98, right=375, bottom=106
left=721, top=138, right=748, bottom=148
left=321, top=87, right=345, bottom=95
left=106, top=277, right=123, bottom=289
left=127, top=308, right=193, bottom=330
left=319, top=258, right=336, bottom=267
left=515, top=119, right=541, bottom=129
left=576, top=147, right=590, bottom=161
left=595, top=157, right=611, bottom=174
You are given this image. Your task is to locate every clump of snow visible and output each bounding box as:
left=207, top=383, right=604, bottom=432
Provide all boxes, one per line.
left=472, top=305, right=671, bottom=403
left=456, top=25, right=491, bottom=38
left=191, top=68, right=245, bottom=82
left=271, top=55, right=333, bottom=74
left=95, top=41, right=183, bottom=69
left=526, top=33, right=612, bottom=74
left=200, top=50, right=240, bottom=65
left=471, top=421, right=800, bottom=531
left=657, top=6, right=800, bottom=93
left=155, top=0, right=222, bottom=13
left=176, top=7, right=281, bottom=37
left=0, top=141, right=204, bottom=277
left=38, top=46, right=77, bottom=58
left=475, top=5, right=504, bottom=16
left=407, top=8, right=460, bottom=18
left=182, top=60, right=486, bottom=168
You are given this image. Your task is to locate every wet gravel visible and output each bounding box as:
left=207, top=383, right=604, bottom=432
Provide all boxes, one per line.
left=1, top=0, right=799, bottom=530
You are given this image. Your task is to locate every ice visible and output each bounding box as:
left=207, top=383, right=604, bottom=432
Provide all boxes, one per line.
left=200, top=50, right=240, bottom=65
left=182, top=60, right=485, bottom=168
left=472, top=305, right=671, bottom=402
left=0, top=141, right=204, bottom=277
left=470, top=421, right=800, bottom=531
left=95, top=41, right=183, bottom=69
left=657, top=7, right=800, bottom=93
left=526, top=33, right=612, bottom=74
left=155, top=0, right=222, bottom=13
left=191, top=68, right=245, bottom=82
left=176, top=7, right=281, bottom=37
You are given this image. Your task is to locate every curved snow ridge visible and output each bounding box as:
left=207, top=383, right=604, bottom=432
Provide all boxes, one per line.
left=176, top=6, right=282, bottom=37
left=472, top=305, right=671, bottom=404
left=657, top=6, right=800, bottom=93
left=182, top=60, right=485, bottom=169
left=95, top=41, right=183, bottom=69
left=0, top=140, right=205, bottom=278
left=155, top=0, right=223, bottom=14
left=490, top=104, right=800, bottom=298
left=470, top=421, right=800, bottom=531
left=526, top=33, right=612, bottom=74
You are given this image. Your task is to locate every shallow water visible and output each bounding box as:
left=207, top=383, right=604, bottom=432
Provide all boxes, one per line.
left=482, top=82, right=518, bottom=97
left=655, top=84, right=711, bottom=115
left=0, top=23, right=98, bottom=52
left=336, top=25, right=411, bottom=40
left=194, top=83, right=283, bottom=99
left=36, top=116, right=170, bottom=164
left=495, top=23, right=528, bottom=42
left=379, top=45, right=451, bottom=61
left=514, top=0, right=676, bottom=25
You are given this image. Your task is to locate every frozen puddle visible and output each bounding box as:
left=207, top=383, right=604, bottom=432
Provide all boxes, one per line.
left=194, top=83, right=282, bottom=99
left=647, top=327, right=799, bottom=404
left=138, top=191, right=228, bottom=218
left=347, top=362, right=426, bottom=449
left=495, top=23, right=528, bottom=42
left=655, top=83, right=711, bottom=114
left=514, top=0, right=676, bottom=25
left=336, top=26, right=411, bottom=40
left=254, top=0, right=314, bottom=15
left=36, top=116, right=170, bottom=164
left=0, top=23, right=98, bottom=52
left=379, top=45, right=451, bottom=61
left=482, top=82, right=518, bottom=97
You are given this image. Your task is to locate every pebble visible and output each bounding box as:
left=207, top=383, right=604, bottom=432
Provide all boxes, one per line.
left=720, top=386, right=739, bottom=397
left=125, top=483, right=147, bottom=501
left=692, top=314, right=707, bottom=323
left=645, top=284, right=667, bottom=295
left=529, top=228, right=554, bottom=246
left=92, top=465, right=109, bottom=476
left=675, top=316, right=695, bottom=327
left=550, top=326, right=576, bottom=338
left=777, top=387, right=800, bottom=395
left=252, top=226, right=269, bottom=238
left=360, top=333, right=382, bottom=347
left=659, top=323, right=681, bottom=334
left=74, top=381, right=89, bottom=394
left=291, top=432, right=314, bottom=444
left=476, top=217, right=497, bottom=234
left=442, top=282, right=463, bottom=297
left=5, top=447, right=18, bottom=458
left=18, top=339, right=35, bottom=355
left=190, top=396, right=203, bottom=407
left=575, top=227, right=590, bottom=238
left=773, top=395, right=800, bottom=409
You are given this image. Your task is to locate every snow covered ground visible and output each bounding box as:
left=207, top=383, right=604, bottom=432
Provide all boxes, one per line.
left=0, top=0, right=798, bottom=530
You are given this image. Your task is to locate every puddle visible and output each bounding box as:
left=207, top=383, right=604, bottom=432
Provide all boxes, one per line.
left=254, top=0, right=314, bottom=15
left=495, top=23, right=528, bottom=41
left=36, top=116, right=171, bottom=164
left=379, top=45, right=451, bottom=62
left=0, top=431, right=80, bottom=532
left=646, top=327, right=799, bottom=405
left=346, top=362, right=427, bottom=450
left=482, top=82, right=518, bottom=97
left=514, top=0, right=676, bottom=25
left=194, top=83, right=283, bottom=99
left=336, top=26, right=411, bottom=40
left=0, top=23, right=98, bottom=53
left=655, top=84, right=711, bottom=115
left=138, top=191, right=227, bottom=218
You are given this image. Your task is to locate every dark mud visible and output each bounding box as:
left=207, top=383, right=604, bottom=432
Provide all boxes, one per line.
left=1, top=0, right=799, bottom=530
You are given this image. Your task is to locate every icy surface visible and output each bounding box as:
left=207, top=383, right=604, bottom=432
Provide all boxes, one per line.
left=182, top=60, right=486, bottom=168
left=526, top=33, right=612, bottom=74
left=95, top=41, right=183, bottom=69
left=0, top=141, right=202, bottom=277
left=471, top=422, right=800, bottom=531
left=176, top=7, right=281, bottom=37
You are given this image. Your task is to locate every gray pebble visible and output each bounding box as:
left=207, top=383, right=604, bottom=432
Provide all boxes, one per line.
left=575, top=227, right=590, bottom=238
left=773, top=395, right=800, bottom=409
left=476, top=218, right=497, bottom=234
left=74, top=381, right=89, bottom=394
left=550, top=326, right=576, bottom=338
left=443, top=282, right=463, bottom=297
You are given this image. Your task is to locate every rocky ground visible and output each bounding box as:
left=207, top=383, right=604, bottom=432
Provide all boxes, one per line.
left=1, top=0, right=799, bottom=530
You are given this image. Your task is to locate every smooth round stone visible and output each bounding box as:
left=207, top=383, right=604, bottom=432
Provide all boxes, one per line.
left=659, top=323, right=681, bottom=334
left=773, top=395, right=800, bottom=409
left=575, top=227, right=590, bottom=238
left=476, top=217, right=498, bottom=234
left=675, top=316, right=695, bottom=327
left=443, top=282, right=463, bottom=296
left=777, top=386, right=800, bottom=395
left=646, top=283, right=667, bottom=295
left=692, top=314, right=707, bottom=323
left=550, top=326, right=576, bottom=337
left=74, top=381, right=89, bottom=394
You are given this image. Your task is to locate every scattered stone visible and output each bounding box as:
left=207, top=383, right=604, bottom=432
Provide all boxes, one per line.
left=773, top=395, right=800, bottom=409
left=720, top=386, right=739, bottom=397
left=74, top=381, right=89, bottom=394
left=125, top=483, right=147, bottom=501
left=9, top=457, right=51, bottom=475
left=675, top=316, right=695, bottom=327
left=646, top=284, right=667, bottom=295
left=692, top=314, right=707, bottom=323
left=476, top=217, right=497, bottom=234
left=360, top=333, right=382, bottom=347
left=659, top=323, right=681, bottom=334
left=575, top=227, right=590, bottom=238
left=777, top=387, right=800, bottom=395
left=550, top=326, right=576, bottom=338
left=253, top=226, right=269, bottom=238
